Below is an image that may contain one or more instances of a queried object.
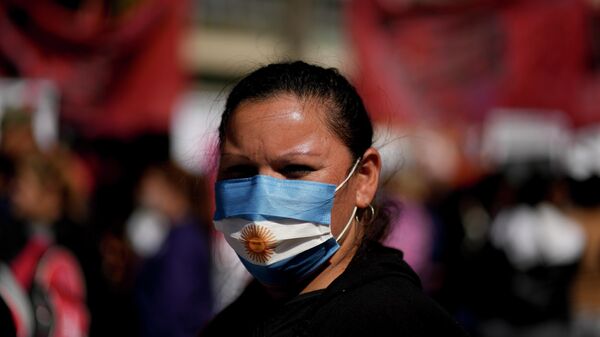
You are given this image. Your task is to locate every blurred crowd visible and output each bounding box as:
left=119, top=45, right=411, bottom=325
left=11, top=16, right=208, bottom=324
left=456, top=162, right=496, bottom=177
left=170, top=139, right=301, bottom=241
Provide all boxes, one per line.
left=375, top=121, right=600, bottom=337
left=0, top=104, right=214, bottom=337
left=0, top=0, right=599, bottom=337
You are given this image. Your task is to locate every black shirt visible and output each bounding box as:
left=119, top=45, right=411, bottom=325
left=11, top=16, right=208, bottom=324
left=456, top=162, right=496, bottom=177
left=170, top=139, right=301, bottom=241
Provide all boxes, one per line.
left=202, top=241, right=468, bottom=337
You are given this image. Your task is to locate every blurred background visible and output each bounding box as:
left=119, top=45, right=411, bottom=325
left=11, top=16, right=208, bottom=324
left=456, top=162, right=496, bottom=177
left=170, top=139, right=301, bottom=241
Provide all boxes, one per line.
left=0, top=0, right=599, bottom=336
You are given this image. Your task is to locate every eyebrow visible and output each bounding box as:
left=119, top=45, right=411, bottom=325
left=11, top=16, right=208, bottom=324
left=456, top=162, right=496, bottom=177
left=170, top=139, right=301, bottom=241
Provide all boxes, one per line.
left=220, top=153, right=250, bottom=160
left=220, top=150, right=323, bottom=161
left=279, top=149, right=323, bottom=158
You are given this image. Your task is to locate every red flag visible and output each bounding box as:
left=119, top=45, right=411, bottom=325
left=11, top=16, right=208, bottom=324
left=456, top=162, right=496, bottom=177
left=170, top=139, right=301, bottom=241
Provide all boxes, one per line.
left=0, top=0, right=188, bottom=138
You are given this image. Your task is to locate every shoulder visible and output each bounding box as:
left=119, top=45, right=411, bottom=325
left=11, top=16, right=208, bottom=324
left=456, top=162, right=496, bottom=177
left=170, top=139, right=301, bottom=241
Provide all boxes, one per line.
left=164, top=222, right=210, bottom=258
left=170, top=221, right=209, bottom=245
left=36, top=246, right=86, bottom=299
left=310, top=242, right=468, bottom=336
left=313, top=277, right=467, bottom=336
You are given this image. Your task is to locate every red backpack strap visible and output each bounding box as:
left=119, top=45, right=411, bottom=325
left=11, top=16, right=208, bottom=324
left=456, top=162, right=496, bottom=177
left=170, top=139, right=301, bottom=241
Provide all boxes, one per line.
left=10, top=237, right=51, bottom=291
left=34, top=246, right=89, bottom=337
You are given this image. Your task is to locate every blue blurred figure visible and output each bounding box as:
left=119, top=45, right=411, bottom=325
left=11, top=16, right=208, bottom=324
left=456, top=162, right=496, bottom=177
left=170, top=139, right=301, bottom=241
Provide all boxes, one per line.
left=128, top=163, right=212, bottom=337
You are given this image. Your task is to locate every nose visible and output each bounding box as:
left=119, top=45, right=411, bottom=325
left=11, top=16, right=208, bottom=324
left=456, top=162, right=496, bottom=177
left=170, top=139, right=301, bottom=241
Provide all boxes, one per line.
left=257, top=166, right=285, bottom=180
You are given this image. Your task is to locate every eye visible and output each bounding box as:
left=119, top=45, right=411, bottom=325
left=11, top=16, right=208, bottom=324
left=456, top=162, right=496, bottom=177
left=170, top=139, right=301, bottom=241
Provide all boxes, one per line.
left=279, top=164, right=315, bottom=179
left=220, top=164, right=258, bottom=180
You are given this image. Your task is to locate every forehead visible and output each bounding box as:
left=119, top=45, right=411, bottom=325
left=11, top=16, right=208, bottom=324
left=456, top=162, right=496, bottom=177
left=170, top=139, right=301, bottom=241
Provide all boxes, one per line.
left=222, top=94, right=345, bottom=158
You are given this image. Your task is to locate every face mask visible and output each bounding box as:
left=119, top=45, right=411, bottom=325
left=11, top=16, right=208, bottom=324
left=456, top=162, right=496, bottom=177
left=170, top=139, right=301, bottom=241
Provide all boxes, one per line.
left=213, top=160, right=360, bottom=287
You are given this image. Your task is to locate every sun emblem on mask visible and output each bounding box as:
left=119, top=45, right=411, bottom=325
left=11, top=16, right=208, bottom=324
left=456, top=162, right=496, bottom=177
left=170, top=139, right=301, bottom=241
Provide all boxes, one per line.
left=240, top=224, right=277, bottom=264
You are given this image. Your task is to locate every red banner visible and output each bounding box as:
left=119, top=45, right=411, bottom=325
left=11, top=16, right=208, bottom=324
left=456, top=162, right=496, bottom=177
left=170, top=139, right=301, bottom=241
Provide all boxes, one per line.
left=347, top=0, right=600, bottom=128
left=0, top=0, right=187, bottom=138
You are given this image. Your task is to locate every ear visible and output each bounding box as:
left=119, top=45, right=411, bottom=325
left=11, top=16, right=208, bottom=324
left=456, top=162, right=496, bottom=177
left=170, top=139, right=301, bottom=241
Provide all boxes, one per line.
left=354, top=147, right=381, bottom=208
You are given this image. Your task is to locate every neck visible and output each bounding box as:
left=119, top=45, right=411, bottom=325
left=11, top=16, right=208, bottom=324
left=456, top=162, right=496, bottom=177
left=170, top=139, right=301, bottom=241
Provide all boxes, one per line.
left=300, top=220, right=362, bottom=294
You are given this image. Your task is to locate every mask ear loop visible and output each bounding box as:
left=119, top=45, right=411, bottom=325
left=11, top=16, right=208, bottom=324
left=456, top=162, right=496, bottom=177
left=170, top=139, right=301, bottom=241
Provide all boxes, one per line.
left=335, top=158, right=361, bottom=192
left=335, top=206, right=357, bottom=242
left=334, top=158, right=362, bottom=243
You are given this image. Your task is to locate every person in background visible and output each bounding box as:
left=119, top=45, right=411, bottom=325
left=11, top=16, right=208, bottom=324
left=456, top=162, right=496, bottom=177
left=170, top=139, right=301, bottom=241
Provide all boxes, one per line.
left=380, top=164, right=438, bottom=292
left=0, top=108, right=37, bottom=264
left=0, top=107, right=38, bottom=163
left=201, top=61, right=468, bottom=336
left=128, top=162, right=212, bottom=337
left=9, top=154, right=89, bottom=337
left=483, top=167, right=584, bottom=337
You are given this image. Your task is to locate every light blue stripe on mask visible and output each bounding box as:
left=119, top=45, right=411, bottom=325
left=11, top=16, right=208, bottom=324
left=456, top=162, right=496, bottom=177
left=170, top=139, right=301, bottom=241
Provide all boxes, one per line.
left=214, top=175, right=336, bottom=225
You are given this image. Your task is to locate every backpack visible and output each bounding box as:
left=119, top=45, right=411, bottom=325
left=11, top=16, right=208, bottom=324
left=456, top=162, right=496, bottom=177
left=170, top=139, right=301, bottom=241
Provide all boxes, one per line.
left=1, top=237, right=88, bottom=337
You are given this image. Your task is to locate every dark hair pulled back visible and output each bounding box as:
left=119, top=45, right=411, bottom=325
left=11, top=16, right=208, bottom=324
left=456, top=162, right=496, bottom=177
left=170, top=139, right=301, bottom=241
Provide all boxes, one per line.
left=218, top=61, right=391, bottom=244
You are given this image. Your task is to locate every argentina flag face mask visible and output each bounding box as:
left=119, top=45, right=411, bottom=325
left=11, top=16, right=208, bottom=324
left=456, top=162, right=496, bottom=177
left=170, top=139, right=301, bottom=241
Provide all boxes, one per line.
left=213, top=160, right=359, bottom=287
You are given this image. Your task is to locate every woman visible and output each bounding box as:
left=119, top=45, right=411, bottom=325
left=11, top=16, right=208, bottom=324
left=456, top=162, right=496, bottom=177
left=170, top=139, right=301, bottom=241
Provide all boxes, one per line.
left=202, top=61, right=468, bottom=336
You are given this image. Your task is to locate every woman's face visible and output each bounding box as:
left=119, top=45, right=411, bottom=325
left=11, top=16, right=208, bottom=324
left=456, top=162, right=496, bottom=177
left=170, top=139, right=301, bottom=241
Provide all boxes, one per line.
left=218, top=94, right=358, bottom=237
